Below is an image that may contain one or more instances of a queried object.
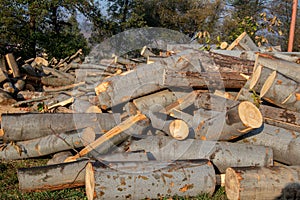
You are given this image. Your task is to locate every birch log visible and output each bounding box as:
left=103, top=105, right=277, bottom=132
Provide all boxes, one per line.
left=238, top=123, right=300, bottom=165
left=225, top=166, right=300, bottom=200
left=0, top=129, right=94, bottom=160
left=194, top=101, right=263, bottom=141
left=260, top=70, right=300, bottom=112
left=1, top=113, right=120, bottom=141
left=129, top=135, right=273, bottom=173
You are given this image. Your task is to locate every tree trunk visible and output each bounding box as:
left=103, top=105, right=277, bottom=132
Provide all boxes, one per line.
left=260, top=104, right=300, bottom=132
left=257, top=53, right=300, bottom=83
left=260, top=70, right=300, bottom=112
left=129, top=135, right=273, bottom=173
left=238, top=123, right=300, bottom=165
left=18, top=159, right=90, bottom=192
left=1, top=113, right=121, bottom=141
left=225, top=166, right=300, bottom=200
left=194, top=101, right=263, bottom=141
left=0, top=129, right=94, bottom=160
left=5, top=53, right=20, bottom=78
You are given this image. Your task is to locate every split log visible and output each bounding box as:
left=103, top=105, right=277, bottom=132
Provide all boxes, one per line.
left=260, top=105, right=300, bottom=132
left=225, top=166, right=300, bottom=200
left=18, top=159, right=90, bottom=192
left=194, top=101, right=263, bottom=141
left=0, top=55, right=7, bottom=72
left=1, top=113, right=121, bottom=141
left=18, top=159, right=215, bottom=198
left=226, top=32, right=259, bottom=51
left=5, top=53, right=20, bottom=78
left=249, top=64, right=274, bottom=92
left=95, top=49, right=217, bottom=109
left=164, top=71, right=248, bottom=89
left=129, top=135, right=273, bottom=173
left=257, top=53, right=300, bottom=83
left=0, top=129, right=94, bottom=160
left=238, top=123, right=300, bottom=165
left=260, top=70, right=300, bottom=112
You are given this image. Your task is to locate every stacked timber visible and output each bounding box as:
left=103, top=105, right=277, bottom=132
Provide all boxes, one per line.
left=0, top=32, right=300, bottom=199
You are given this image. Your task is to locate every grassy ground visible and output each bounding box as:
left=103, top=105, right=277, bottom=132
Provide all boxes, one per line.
left=0, top=159, right=227, bottom=200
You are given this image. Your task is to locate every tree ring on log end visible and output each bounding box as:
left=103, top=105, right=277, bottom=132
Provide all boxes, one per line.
left=238, top=101, right=263, bottom=128
left=169, top=119, right=189, bottom=140
left=260, top=71, right=277, bottom=98
left=225, top=168, right=240, bottom=200
left=249, top=64, right=262, bottom=90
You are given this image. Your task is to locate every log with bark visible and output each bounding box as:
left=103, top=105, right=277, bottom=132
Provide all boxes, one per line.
left=1, top=113, right=121, bottom=141
left=0, top=128, right=95, bottom=160
left=238, top=123, right=300, bottom=165
left=194, top=101, right=263, bottom=141
left=226, top=32, right=259, bottom=51
left=129, top=135, right=273, bottom=173
left=225, top=166, right=300, bottom=200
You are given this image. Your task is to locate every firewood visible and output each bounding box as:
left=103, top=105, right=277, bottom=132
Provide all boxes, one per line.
left=47, top=151, right=73, bottom=165
left=0, top=68, right=8, bottom=83
left=194, top=101, right=263, bottom=141
left=129, top=135, right=273, bottom=173
left=1, top=113, right=120, bottom=141
left=238, top=123, right=300, bottom=165
left=0, top=129, right=94, bottom=160
left=226, top=32, right=259, bottom=51
left=225, top=166, right=300, bottom=200
left=249, top=64, right=274, bottom=92
left=18, top=159, right=215, bottom=198
left=141, top=46, right=156, bottom=57
left=42, top=66, right=74, bottom=80
left=169, top=109, right=193, bottom=127
left=0, top=55, right=7, bottom=72
left=47, top=97, right=74, bottom=110
left=41, top=76, right=74, bottom=87
left=5, top=53, right=21, bottom=78
left=43, top=81, right=85, bottom=92
left=260, top=70, right=300, bottom=112
left=12, top=95, right=53, bottom=107
left=0, top=88, right=16, bottom=105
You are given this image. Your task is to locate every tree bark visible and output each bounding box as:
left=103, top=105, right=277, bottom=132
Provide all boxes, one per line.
left=238, top=123, right=300, bottom=165
left=260, top=104, right=300, bottom=132
left=0, top=129, right=94, bottom=160
left=194, top=101, right=263, bottom=141
left=129, top=135, right=273, bottom=173
left=225, top=166, right=300, bottom=200
left=260, top=70, right=300, bottom=112
left=1, top=113, right=121, bottom=141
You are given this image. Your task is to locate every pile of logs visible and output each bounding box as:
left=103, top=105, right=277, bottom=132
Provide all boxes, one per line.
left=1, top=32, right=300, bottom=200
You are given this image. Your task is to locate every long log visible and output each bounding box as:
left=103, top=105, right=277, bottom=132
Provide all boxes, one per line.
left=94, top=49, right=217, bottom=109
left=238, top=123, right=300, bottom=165
left=260, top=70, right=300, bottom=112
left=225, top=166, right=300, bottom=200
left=1, top=113, right=121, bottom=141
left=129, top=135, right=273, bottom=173
left=18, top=159, right=215, bottom=198
left=194, top=101, right=263, bottom=141
left=0, top=129, right=94, bottom=160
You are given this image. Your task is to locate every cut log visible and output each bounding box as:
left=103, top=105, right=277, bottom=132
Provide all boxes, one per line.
left=249, top=64, right=274, bottom=92
left=41, top=76, right=74, bottom=87
left=0, top=129, right=94, bottom=160
left=95, top=49, right=217, bottom=109
left=18, top=159, right=215, bottom=198
left=164, top=71, right=248, bottom=89
left=5, top=53, right=21, bottom=78
left=260, top=70, right=300, bottom=112
left=225, top=166, right=300, bottom=200
left=169, top=109, right=194, bottom=127
left=238, top=123, right=300, bottom=165
left=0, top=88, right=16, bottom=105
left=42, top=66, right=74, bottom=80
left=65, top=113, right=147, bottom=162
left=194, top=93, right=239, bottom=112
left=257, top=53, right=300, bottom=83
left=129, top=135, right=273, bottom=173
left=226, top=32, right=259, bottom=51
left=47, top=151, right=73, bottom=165
left=194, top=101, right=263, bottom=141
left=1, top=113, right=121, bottom=141
left=0, top=68, right=8, bottom=83
left=0, top=55, right=7, bottom=72
left=18, top=159, right=90, bottom=192
left=260, top=104, right=300, bottom=132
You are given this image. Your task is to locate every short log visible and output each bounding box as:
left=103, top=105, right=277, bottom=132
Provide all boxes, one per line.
left=225, top=166, right=300, bottom=200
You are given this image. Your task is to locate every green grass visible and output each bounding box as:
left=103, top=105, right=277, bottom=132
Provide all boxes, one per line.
left=0, top=159, right=227, bottom=200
